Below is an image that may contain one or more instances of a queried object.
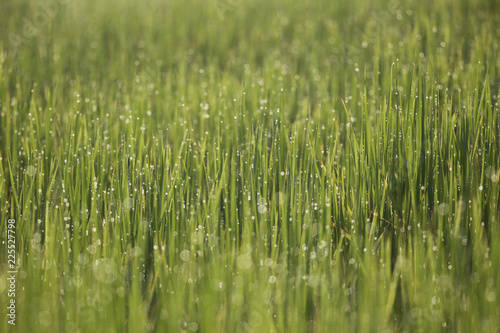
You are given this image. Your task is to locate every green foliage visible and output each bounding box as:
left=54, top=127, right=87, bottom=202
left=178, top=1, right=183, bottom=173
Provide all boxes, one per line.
left=0, top=0, right=499, bottom=331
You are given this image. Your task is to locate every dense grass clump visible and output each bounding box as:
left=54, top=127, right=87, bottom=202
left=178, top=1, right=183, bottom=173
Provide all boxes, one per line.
left=1, top=0, right=500, bottom=331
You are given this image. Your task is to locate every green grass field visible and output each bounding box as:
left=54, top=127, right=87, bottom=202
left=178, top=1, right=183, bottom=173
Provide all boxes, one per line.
left=1, top=0, right=500, bottom=331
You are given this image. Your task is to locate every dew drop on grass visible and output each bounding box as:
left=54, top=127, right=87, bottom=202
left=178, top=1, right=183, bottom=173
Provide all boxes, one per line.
left=38, top=310, right=52, bottom=327
left=87, top=244, right=97, bottom=254
left=237, top=253, right=253, bottom=270
left=116, top=287, right=126, bottom=298
left=438, top=203, right=449, bottom=216
left=180, top=250, right=191, bottom=262
left=131, top=246, right=142, bottom=257
left=26, top=165, right=37, bottom=177
left=213, top=280, right=225, bottom=291
left=123, top=197, right=134, bottom=210
left=258, top=205, right=267, bottom=214
left=33, top=233, right=42, bottom=244
left=268, top=275, right=277, bottom=283
left=485, top=166, right=493, bottom=178
left=308, top=275, right=320, bottom=288
left=188, top=322, right=199, bottom=331
left=180, top=262, right=200, bottom=283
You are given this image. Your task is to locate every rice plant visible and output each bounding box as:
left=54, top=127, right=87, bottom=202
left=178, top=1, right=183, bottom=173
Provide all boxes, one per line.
left=0, top=0, right=499, bottom=332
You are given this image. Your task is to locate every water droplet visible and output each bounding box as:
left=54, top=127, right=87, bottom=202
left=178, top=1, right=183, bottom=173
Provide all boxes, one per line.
left=188, top=322, right=199, bottom=331
left=26, top=165, right=37, bottom=177
left=180, top=250, right=191, bottom=262
left=308, top=275, right=320, bottom=287
left=438, top=203, right=449, bottom=216
left=130, top=246, right=142, bottom=257
left=87, top=244, right=97, bottom=254
left=191, top=231, right=203, bottom=244
left=123, top=197, right=134, bottom=210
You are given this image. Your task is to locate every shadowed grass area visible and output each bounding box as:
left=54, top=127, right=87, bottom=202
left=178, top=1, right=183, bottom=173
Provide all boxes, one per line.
left=0, top=0, right=500, bottom=332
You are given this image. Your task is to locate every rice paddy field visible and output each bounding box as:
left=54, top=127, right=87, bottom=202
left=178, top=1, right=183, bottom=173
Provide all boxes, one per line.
left=1, top=0, right=500, bottom=332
